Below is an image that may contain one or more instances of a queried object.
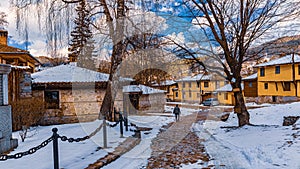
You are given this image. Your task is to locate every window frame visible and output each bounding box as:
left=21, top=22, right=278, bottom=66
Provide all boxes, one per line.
left=275, top=66, right=280, bottom=74
left=283, top=82, right=291, bottom=91
left=248, top=82, right=253, bottom=87
left=224, top=93, right=228, bottom=100
left=260, top=68, right=265, bottom=77
left=204, top=81, right=209, bottom=88
left=44, top=91, right=59, bottom=109
left=264, top=83, right=268, bottom=90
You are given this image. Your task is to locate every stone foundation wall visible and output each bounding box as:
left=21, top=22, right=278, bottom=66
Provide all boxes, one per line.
left=256, top=96, right=298, bottom=104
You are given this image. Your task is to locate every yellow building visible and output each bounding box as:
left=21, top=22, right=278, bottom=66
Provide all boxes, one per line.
left=255, top=54, right=300, bottom=100
left=0, top=29, right=40, bottom=72
left=216, top=84, right=244, bottom=105
left=175, top=73, right=226, bottom=103
left=152, top=80, right=178, bottom=101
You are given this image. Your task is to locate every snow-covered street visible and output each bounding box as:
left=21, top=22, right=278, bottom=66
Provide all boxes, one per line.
left=1, top=102, right=300, bottom=169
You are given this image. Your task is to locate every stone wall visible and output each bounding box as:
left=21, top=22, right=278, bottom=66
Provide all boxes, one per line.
left=34, top=88, right=125, bottom=125
left=138, top=93, right=166, bottom=114
left=0, top=106, right=17, bottom=153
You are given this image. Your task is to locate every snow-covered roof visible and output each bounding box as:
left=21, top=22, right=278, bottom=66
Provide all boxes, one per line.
left=123, top=84, right=166, bottom=94
left=32, top=64, right=109, bottom=83
left=152, top=80, right=177, bottom=86
left=176, top=74, right=212, bottom=82
left=11, top=65, right=31, bottom=69
left=243, top=73, right=257, bottom=80
left=255, top=54, right=300, bottom=67
left=216, top=84, right=244, bottom=92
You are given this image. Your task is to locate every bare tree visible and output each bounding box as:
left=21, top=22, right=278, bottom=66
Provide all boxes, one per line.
left=167, top=0, right=300, bottom=126
left=0, top=11, right=8, bottom=27
left=122, top=33, right=172, bottom=85
left=11, top=0, right=128, bottom=120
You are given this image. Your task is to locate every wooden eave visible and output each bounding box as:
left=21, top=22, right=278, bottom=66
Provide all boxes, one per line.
left=0, top=52, right=40, bottom=65
left=32, top=81, right=107, bottom=90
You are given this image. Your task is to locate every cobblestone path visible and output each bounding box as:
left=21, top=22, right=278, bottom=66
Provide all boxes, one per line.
left=146, top=112, right=212, bottom=169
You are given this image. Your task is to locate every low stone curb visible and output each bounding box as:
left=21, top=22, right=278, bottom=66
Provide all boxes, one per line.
left=85, top=136, right=141, bottom=169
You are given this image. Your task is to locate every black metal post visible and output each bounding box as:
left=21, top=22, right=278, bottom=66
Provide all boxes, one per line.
left=119, top=112, right=124, bottom=138
left=103, top=116, right=107, bottom=148
left=124, top=111, right=128, bottom=131
left=52, top=128, right=59, bottom=169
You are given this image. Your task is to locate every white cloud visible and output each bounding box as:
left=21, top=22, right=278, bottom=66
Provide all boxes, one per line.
left=167, top=32, right=186, bottom=45
left=0, top=0, right=68, bottom=57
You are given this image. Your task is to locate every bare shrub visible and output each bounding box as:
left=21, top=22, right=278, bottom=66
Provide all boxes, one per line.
left=11, top=98, right=45, bottom=142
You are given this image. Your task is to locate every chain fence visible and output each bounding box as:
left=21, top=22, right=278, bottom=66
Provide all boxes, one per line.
left=0, top=112, right=134, bottom=169
left=0, top=136, right=53, bottom=161
left=59, top=123, right=103, bottom=143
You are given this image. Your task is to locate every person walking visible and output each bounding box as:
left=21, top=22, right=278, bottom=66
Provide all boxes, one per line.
left=173, top=104, right=181, bottom=122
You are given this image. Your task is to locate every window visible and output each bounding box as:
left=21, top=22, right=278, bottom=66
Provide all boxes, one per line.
left=189, top=91, right=192, bottom=98
left=249, top=82, right=253, bottom=87
left=175, top=92, right=178, bottom=97
left=275, top=66, right=280, bottom=74
left=183, top=82, right=185, bottom=88
left=224, top=93, right=228, bottom=100
left=189, top=82, right=192, bottom=88
left=283, top=82, right=291, bottom=91
left=264, top=83, right=268, bottom=90
left=44, top=91, right=59, bottom=109
left=260, top=68, right=265, bottom=77
left=197, top=81, right=200, bottom=88
left=298, top=65, right=300, bottom=75
left=216, top=81, right=220, bottom=89
left=204, top=82, right=209, bottom=88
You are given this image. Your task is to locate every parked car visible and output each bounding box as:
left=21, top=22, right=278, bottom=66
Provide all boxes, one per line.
left=202, top=98, right=219, bottom=106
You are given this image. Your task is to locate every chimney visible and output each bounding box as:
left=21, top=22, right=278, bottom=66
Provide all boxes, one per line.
left=0, top=29, right=8, bottom=46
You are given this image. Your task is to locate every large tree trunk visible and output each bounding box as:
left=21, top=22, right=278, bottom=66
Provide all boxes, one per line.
left=99, top=80, right=114, bottom=121
left=232, top=81, right=250, bottom=126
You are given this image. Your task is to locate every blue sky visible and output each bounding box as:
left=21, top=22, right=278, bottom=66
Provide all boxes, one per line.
left=1, top=0, right=300, bottom=58
left=0, top=0, right=199, bottom=57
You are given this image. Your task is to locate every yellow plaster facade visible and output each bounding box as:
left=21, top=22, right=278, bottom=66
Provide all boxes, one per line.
left=254, top=54, right=300, bottom=99
left=175, top=74, right=226, bottom=103
left=217, top=92, right=235, bottom=105
left=257, top=63, right=298, bottom=97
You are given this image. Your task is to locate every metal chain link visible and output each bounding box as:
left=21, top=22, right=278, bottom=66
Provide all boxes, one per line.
left=59, top=123, right=103, bottom=143
left=0, top=136, right=53, bottom=161
left=107, top=120, right=120, bottom=128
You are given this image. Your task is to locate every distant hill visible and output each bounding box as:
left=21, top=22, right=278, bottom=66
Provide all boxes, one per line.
left=247, top=35, right=300, bottom=59
left=36, top=56, right=68, bottom=67
left=242, top=35, right=300, bottom=76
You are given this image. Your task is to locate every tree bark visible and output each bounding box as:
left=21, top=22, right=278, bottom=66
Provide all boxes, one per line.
left=99, top=81, right=113, bottom=120
left=232, top=81, right=250, bottom=126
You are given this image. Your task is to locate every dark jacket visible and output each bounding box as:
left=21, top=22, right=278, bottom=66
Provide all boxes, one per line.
left=173, top=107, right=180, bottom=114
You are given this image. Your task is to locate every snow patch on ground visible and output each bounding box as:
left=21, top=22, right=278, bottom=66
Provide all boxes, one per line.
left=193, top=102, right=300, bottom=169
